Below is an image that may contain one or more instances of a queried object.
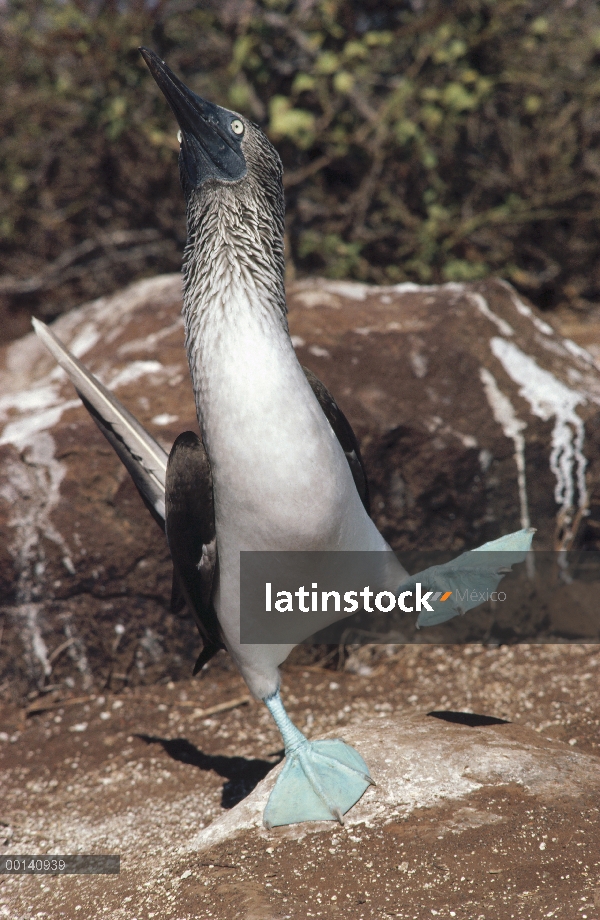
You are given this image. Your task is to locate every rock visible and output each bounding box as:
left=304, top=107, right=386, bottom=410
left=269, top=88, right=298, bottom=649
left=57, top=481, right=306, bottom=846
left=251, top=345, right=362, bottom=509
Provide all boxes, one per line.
left=287, top=278, right=600, bottom=555
left=187, top=713, right=600, bottom=853
left=0, top=276, right=194, bottom=701
left=1, top=274, right=600, bottom=700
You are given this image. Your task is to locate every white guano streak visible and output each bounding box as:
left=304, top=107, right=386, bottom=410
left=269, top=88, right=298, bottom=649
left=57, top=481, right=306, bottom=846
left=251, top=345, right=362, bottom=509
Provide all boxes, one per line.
left=507, top=287, right=555, bottom=336
left=479, top=368, right=530, bottom=530
left=503, top=283, right=599, bottom=369
left=490, top=337, right=587, bottom=517
left=468, top=293, right=514, bottom=337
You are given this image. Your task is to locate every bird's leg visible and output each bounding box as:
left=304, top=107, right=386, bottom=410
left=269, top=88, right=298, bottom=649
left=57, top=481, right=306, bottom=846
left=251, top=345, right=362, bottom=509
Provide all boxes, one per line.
left=262, top=690, right=374, bottom=828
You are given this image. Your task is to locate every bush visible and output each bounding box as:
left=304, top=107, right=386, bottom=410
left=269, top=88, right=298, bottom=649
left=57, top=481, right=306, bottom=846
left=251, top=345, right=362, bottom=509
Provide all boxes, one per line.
left=1, top=0, right=600, bottom=334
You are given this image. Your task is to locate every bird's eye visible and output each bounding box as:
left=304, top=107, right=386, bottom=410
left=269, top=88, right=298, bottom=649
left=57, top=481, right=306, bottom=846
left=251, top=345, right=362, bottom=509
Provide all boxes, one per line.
left=231, top=119, right=244, bottom=136
left=177, top=130, right=182, bottom=144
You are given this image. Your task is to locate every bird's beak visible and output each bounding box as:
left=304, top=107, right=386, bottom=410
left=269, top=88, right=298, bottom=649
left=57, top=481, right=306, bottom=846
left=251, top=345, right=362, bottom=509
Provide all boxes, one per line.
left=140, top=47, right=246, bottom=187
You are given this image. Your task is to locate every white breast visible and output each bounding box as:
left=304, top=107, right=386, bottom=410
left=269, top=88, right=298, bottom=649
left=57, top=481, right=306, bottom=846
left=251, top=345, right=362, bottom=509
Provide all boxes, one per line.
left=187, top=286, right=402, bottom=698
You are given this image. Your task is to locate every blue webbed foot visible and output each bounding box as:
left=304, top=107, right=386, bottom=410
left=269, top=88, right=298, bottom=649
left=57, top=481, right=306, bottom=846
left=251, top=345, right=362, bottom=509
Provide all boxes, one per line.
left=263, top=691, right=374, bottom=829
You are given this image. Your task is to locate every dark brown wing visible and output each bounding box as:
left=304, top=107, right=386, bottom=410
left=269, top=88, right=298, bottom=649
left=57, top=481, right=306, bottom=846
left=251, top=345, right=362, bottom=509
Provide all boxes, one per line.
left=165, top=430, right=224, bottom=673
left=302, top=366, right=370, bottom=515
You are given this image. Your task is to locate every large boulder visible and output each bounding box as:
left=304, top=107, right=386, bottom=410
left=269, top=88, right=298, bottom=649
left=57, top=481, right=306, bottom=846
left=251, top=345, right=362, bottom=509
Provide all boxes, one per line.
left=1, top=275, right=599, bottom=700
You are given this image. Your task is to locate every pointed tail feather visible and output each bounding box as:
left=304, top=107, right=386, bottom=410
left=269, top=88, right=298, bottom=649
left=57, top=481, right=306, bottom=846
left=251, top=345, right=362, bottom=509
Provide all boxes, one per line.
left=32, top=318, right=167, bottom=526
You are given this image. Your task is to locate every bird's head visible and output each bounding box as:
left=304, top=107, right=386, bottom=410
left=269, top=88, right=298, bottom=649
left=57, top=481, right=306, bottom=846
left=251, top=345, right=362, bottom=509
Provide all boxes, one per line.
left=140, top=48, right=286, bottom=324
left=140, top=47, right=283, bottom=218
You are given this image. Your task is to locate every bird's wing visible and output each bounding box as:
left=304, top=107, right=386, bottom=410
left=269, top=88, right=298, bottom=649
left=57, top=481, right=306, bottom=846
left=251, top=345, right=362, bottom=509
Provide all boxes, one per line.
left=165, top=431, right=224, bottom=672
left=33, top=319, right=223, bottom=671
left=32, top=318, right=167, bottom=527
left=302, top=366, right=370, bottom=515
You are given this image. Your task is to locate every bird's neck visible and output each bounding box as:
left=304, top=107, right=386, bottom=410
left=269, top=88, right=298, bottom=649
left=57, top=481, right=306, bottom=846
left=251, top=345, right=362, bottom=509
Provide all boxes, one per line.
left=181, top=184, right=292, bottom=429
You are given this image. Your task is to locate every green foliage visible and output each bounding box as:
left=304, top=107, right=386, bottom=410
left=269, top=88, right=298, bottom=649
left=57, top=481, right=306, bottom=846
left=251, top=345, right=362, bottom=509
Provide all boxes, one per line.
left=269, top=96, right=316, bottom=148
left=1, top=0, right=600, bottom=325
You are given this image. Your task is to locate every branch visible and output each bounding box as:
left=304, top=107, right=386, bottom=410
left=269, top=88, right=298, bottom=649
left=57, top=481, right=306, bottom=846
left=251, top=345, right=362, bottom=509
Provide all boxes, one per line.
left=283, top=153, right=337, bottom=188
left=0, top=229, right=167, bottom=296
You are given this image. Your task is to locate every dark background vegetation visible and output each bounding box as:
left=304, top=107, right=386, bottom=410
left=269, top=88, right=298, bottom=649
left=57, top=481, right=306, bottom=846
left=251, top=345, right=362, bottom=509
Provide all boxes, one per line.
left=1, top=0, right=600, bottom=343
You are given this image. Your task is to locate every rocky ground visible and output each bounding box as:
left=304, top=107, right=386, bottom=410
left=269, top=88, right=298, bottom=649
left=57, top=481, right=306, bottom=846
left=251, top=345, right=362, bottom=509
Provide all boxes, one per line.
left=1, top=642, right=599, bottom=920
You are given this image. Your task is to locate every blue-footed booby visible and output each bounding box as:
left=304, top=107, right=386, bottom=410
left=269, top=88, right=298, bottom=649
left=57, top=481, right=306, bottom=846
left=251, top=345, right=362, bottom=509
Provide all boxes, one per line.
left=33, top=48, right=534, bottom=828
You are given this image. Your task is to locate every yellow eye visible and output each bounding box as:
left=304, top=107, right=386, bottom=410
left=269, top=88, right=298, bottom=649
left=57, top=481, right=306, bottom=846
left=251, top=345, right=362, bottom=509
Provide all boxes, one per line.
left=231, top=119, right=244, bottom=136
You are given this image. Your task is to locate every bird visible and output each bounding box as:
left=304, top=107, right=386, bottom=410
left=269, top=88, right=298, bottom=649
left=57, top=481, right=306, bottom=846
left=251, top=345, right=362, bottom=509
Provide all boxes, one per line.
left=33, top=48, right=534, bottom=829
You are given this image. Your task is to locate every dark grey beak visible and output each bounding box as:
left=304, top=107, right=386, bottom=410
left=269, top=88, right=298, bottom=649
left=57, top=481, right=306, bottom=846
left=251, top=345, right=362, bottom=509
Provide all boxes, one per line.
left=140, top=47, right=246, bottom=187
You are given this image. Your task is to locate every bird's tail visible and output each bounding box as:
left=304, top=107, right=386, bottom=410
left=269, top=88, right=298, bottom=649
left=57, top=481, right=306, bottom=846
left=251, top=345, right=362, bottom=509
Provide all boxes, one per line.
left=32, top=318, right=167, bottom=528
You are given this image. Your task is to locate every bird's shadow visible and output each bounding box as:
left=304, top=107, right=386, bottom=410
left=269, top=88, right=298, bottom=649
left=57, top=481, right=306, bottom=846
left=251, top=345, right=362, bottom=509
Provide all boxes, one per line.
left=427, top=710, right=510, bottom=727
left=136, top=734, right=284, bottom=809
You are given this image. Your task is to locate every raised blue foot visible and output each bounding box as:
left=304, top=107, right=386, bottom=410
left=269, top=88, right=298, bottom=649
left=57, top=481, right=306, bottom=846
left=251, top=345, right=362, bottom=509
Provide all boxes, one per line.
left=263, top=691, right=374, bottom=828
